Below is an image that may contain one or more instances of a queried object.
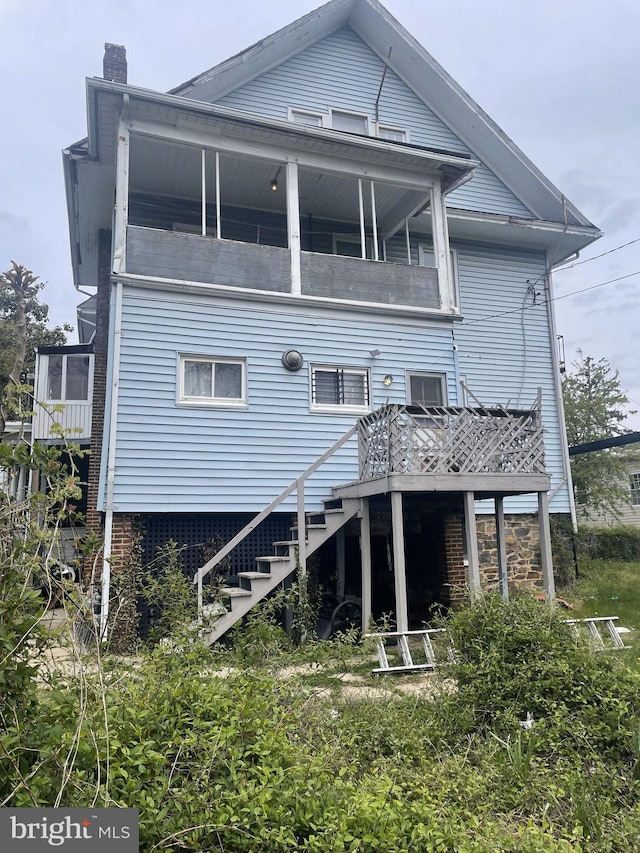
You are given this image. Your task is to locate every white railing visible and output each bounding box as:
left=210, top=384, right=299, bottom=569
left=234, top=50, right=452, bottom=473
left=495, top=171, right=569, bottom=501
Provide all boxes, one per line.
left=358, top=404, right=545, bottom=480
left=194, top=424, right=358, bottom=612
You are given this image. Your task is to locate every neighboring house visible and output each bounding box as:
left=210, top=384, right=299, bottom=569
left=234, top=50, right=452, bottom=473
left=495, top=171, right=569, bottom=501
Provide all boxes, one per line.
left=578, top=461, right=640, bottom=529
left=47, top=0, right=600, bottom=639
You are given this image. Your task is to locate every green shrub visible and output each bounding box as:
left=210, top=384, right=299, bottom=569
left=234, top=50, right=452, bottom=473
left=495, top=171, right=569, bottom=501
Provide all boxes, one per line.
left=439, top=593, right=640, bottom=740
left=576, top=525, right=640, bottom=562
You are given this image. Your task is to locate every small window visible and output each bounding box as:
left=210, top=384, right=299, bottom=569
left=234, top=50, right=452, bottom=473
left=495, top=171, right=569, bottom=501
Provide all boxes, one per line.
left=330, top=110, right=369, bottom=135
left=46, top=354, right=91, bottom=401
left=408, top=373, right=446, bottom=407
left=290, top=109, right=324, bottom=127
left=630, top=472, right=640, bottom=506
left=418, top=244, right=460, bottom=310
left=332, top=234, right=374, bottom=259
left=311, top=366, right=370, bottom=412
left=378, top=126, right=408, bottom=143
left=179, top=356, right=246, bottom=406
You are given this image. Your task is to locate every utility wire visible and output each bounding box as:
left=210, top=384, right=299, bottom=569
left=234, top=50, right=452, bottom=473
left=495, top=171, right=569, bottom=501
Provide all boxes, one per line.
left=555, top=236, right=640, bottom=271
left=460, top=269, right=640, bottom=327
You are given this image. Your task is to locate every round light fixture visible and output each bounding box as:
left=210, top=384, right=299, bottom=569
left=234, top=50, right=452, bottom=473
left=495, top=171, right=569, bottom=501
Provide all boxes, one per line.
left=383, top=374, right=394, bottom=386
left=282, top=350, right=304, bottom=371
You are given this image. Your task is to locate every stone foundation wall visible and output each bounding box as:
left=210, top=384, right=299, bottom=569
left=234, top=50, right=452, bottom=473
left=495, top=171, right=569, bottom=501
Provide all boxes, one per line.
left=476, top=513, right=543, bottom=593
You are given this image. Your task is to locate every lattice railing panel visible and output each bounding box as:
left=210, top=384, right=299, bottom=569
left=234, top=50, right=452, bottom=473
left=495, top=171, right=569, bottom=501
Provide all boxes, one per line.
left=358, top=405, right=546, bottom=480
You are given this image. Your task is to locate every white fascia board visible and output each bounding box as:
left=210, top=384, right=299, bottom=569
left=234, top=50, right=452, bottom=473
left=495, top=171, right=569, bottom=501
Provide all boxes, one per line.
left=446, top=208, right=601, bottom=261
left=115, top=272, right=463, bottom=324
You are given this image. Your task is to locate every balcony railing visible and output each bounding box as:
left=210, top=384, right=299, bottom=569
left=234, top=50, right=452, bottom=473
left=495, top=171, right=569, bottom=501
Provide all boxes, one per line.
left=357, top=404, right=546, bottom=480
left=126, top=226, right=441, bottom=310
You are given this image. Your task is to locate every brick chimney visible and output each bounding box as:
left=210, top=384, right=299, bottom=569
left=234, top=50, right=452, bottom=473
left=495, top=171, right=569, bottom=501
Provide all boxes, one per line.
left=103, top=43, right=127, bottom=84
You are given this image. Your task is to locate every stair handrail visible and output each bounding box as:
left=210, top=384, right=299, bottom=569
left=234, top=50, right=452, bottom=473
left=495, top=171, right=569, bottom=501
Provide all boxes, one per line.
left=194, top=424, right=358, bottom=606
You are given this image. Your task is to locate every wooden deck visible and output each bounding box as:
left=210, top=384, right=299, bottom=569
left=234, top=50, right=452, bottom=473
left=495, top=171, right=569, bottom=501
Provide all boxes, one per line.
left=343, top=403, right=549, bottom=497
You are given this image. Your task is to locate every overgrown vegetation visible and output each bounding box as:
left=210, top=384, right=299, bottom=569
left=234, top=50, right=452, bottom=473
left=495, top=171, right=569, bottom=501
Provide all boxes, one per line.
left=4, top=574, right=640, bottom=850
left=4, top=439, right=640, bottom=849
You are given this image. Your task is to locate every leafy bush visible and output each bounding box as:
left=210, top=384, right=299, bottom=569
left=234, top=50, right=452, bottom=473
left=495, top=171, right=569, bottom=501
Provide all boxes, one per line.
left=440, top=593, right=640, bottom=740
left=577, top=525, right=640, bottom=562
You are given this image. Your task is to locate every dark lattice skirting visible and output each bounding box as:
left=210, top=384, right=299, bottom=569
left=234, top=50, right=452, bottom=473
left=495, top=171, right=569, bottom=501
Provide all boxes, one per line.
left=138, top=512, right=293, bottom=636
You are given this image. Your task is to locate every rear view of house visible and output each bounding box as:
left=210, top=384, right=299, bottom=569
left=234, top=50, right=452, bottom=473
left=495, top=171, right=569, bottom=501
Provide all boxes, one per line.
left=46, top=0, right=600, bottom=640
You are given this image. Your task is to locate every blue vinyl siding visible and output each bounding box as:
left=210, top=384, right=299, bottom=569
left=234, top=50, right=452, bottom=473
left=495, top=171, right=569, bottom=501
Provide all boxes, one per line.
left=104, top=289, right=458, bottom=513
left=216, top=27, right=533, bottom=219
left=454, top=243, right=570, bottom=513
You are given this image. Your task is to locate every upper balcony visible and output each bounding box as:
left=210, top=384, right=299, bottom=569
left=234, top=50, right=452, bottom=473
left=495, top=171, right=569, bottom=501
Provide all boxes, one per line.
left=118, top=131, right=462, bottom=315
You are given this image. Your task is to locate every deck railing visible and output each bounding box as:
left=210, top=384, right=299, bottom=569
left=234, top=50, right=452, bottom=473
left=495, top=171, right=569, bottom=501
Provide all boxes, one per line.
left=357, top=404, right=546, bottom=480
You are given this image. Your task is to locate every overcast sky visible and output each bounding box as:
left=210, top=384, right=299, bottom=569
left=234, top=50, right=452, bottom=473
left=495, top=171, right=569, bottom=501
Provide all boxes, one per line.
left=1, top=0, right=638, bottom=427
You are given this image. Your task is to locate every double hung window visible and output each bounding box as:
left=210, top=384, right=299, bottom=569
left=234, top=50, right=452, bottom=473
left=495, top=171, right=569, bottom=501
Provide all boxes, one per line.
left=46, top=354, right=91, bottom=401
left=179, top=356, right=246, bottom=406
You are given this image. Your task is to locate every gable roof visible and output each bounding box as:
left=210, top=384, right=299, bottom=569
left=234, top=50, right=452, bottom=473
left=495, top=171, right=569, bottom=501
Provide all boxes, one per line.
left=171, top=0, right=597, bottom=231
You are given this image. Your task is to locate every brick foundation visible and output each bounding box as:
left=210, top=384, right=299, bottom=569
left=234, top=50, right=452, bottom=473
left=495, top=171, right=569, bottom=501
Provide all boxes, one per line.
left=441, top=514, right=467, bottom=605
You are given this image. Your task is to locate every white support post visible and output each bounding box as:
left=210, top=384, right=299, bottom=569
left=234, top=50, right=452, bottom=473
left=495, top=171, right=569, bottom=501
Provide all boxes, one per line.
left=112, top=118, right=129, bottom=274
left=495, top=497, right=508, bottom=601
left=390, top=491, right=409, bottom=632
left=360, top=498, right=372, bottom=632
left=286, top=161, right=301, bottom=294
left=405, top=217, right=411, bottom=264
left=430, top=180, right=454, bottom=311
left=215, top=151, right=221, bottom=239
left=358, top=178, right=367, bottom=259
left=201, top=148, right=207, bottom=236
left=336, top=529, right=346, bottom=601
left=370, top=181, right=379, bottom=261
left=538, top=491, right=556, bottom=601
left=296, top=476, right=306, bottom=575
left=463, top=491, right=481, bottom=597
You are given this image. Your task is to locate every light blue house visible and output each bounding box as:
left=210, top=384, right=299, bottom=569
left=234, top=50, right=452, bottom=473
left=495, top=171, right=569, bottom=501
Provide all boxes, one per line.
left=57, top=0, right=600, bottom=640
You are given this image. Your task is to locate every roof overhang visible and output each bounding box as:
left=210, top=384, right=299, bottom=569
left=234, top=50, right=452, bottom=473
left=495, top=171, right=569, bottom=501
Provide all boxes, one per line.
left=446, top=209, right=602, bottom=265
left=172, top=0, right=598, bottom=232
left=64, top=77, right=478, bottom=289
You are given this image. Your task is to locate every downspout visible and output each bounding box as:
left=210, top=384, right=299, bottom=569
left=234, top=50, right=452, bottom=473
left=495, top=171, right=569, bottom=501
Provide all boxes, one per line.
left=544, top=255, right=578, bottom=531
left=100, top=279, right=124, bottom=638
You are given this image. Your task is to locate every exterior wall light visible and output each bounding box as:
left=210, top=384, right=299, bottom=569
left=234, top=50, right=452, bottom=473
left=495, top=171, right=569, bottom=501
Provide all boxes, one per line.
left=383, top=375, right=393, bottom=386
left=270, top=178, right=278, bottom=191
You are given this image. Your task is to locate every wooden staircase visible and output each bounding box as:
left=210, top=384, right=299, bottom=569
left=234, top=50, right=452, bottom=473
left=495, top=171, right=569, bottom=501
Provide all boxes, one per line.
left=202, top=496, right=361, bottom=643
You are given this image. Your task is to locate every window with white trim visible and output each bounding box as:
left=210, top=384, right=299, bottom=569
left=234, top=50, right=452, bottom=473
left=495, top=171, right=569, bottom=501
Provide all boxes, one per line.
left=311, top=366, right=370, bottom=412
left=630, top=472, right=640, bottom=506
left=378, top=126, right=408, bottom=142
left=407, top=372, right=446, bottom=407
left=179, top=356, right=246, bottom=405
left=418, top=243, right=460, bottom=310
left=330, top=110, right=369, bottom=135
left=46, top=354, right=92, bottom=401
left=290, top=109, right=324, bottom=127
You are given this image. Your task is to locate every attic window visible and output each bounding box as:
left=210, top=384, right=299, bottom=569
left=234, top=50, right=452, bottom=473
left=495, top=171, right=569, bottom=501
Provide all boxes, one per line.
left=290, top=109, right=324, bottom=127
left=378, top=126, right=408, bottom=143
left=330, top=110, right=369, bottom=135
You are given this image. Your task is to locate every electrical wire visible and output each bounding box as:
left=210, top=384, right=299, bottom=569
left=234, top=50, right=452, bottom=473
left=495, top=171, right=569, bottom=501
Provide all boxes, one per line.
left=555, top=237, right=640, bottom=271
left=460, top=269, right=640, bottom=328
